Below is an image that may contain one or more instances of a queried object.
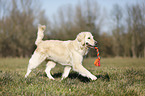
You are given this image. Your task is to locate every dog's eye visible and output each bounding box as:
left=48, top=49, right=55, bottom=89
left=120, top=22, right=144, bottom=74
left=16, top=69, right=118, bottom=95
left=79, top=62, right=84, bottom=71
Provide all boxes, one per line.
left=88, top=37, right=91, bottom=39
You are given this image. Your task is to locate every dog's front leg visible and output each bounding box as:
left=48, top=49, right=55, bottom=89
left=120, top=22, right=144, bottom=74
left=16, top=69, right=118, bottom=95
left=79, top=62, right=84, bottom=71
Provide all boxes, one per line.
left=73, top=64, right=97, bottom=80
left=72, top=53, right=97, bottom=80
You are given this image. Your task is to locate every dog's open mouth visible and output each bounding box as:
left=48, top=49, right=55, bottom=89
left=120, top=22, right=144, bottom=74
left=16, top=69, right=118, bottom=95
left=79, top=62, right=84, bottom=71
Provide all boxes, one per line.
left=86, top=43, right=95, bottom=48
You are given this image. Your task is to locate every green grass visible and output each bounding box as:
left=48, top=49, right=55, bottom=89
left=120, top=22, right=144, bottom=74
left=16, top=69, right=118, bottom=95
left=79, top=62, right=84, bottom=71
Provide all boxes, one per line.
left=0, top=57, right=145, bottom=96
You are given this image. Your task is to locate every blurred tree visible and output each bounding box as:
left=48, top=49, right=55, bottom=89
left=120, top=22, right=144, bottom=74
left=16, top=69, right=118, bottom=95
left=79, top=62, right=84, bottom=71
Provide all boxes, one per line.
left=0, top=0, right=48, bottom=57
left=99, top=33, right=114, bottom=57
left=0, top=0, right=144, bottom=58
left=126, top=4, right=145, bottom=58
left=142, top=3, right=145, bottom=58
left=49, top=5, right=76, bottom=40
left=111, top=4, right=124, bottom=57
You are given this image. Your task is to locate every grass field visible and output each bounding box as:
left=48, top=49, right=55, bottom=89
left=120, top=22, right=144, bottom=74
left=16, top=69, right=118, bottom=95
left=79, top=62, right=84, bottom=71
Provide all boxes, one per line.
left=0, top=57, right=145, bottom=96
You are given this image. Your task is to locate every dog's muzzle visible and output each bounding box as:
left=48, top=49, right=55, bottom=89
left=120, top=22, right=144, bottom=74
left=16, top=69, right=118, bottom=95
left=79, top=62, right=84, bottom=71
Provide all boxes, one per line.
left=86, top=41, right=97, bottom=48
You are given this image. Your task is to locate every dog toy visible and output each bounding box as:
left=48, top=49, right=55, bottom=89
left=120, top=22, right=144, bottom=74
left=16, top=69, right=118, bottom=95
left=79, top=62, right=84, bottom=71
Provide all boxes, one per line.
left=94, top=46, right=100, bottom=66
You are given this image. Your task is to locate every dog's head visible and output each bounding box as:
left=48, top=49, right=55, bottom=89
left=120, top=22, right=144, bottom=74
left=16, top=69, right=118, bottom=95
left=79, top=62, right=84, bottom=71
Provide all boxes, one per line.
left=76, top=32, right=97, bottom=48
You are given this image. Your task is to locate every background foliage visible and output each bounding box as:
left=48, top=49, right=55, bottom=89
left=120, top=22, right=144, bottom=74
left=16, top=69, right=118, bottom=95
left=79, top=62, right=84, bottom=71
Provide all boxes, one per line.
left=0, top=0, right=145, bottom=58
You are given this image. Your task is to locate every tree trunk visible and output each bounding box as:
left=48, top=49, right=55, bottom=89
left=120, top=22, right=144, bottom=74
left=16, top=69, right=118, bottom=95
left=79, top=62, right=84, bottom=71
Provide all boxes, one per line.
left=131, top=31, right=137, bottom=58
left=144, top=46, right=145, bottom=58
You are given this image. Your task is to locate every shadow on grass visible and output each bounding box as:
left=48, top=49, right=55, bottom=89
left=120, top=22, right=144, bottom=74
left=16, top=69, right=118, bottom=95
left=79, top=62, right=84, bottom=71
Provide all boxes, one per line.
left=52, top=72, right=110, bottom=83
left=96, top=73, right=110, bottom=82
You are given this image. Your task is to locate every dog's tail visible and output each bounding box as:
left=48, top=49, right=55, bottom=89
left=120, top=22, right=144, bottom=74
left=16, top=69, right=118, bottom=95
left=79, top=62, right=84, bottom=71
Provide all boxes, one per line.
left=35, top=24, right=46, bottom=45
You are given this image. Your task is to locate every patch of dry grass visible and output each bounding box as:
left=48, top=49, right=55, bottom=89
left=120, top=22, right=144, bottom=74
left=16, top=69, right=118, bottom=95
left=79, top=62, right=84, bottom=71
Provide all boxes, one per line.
left=0, top=58, right=145, bottom=95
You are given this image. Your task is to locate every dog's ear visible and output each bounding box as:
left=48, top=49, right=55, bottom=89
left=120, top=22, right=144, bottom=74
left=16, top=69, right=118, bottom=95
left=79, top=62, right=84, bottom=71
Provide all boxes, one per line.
left=76, top=32, right=86, bottom=45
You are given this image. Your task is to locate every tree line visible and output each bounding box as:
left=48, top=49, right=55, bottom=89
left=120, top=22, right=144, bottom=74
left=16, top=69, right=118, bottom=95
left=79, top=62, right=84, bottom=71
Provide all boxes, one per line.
left=0, top=0, right=145, bottom=58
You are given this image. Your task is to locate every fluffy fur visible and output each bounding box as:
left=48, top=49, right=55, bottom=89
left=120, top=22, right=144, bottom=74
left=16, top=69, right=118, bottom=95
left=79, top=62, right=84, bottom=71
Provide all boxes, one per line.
left=25, top=25, right=97, bottom=80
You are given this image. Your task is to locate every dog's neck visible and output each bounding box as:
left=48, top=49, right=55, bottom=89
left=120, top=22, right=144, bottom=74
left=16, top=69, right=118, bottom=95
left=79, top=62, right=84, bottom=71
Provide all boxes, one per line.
left=81, top=46, right=89, bottom=56
left=73, top=40, right=89, bottom=56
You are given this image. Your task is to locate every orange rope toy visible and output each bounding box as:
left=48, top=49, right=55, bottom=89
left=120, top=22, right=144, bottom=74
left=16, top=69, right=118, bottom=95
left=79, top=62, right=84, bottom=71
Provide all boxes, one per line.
left=94, top=46, right=100, bottom=66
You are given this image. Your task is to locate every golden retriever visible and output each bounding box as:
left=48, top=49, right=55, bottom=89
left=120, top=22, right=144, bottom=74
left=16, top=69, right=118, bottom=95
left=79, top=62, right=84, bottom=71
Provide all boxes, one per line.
left=25, top=24, right=97, bottom=80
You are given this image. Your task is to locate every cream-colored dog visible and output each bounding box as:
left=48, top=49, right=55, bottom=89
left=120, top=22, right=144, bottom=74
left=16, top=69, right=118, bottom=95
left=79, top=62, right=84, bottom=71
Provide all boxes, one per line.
left=25, top=25, right=97, bottom=80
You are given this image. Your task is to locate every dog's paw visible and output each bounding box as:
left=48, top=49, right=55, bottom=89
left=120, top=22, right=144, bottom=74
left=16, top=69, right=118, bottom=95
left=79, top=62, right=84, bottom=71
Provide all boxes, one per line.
left=61, top=78, right=64, bottom=81
left=49, top=77, right=55, bottom=80
left=25, top=75, right=27, bottom=78
left=90, top=75, right=97, bottom=80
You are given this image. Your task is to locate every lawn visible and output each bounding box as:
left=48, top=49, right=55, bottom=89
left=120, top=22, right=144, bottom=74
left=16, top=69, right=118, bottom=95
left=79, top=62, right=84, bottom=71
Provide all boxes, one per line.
left=0, top=57, right=145, bottom=96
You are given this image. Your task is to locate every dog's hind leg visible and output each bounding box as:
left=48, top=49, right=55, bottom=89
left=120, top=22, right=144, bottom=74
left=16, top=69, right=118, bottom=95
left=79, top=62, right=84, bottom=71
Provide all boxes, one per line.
left=25, top=52, right=46, bottom=78
left=45, top=61, right=56, bottom=80
left=61, top=66, right=71, bottom=80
